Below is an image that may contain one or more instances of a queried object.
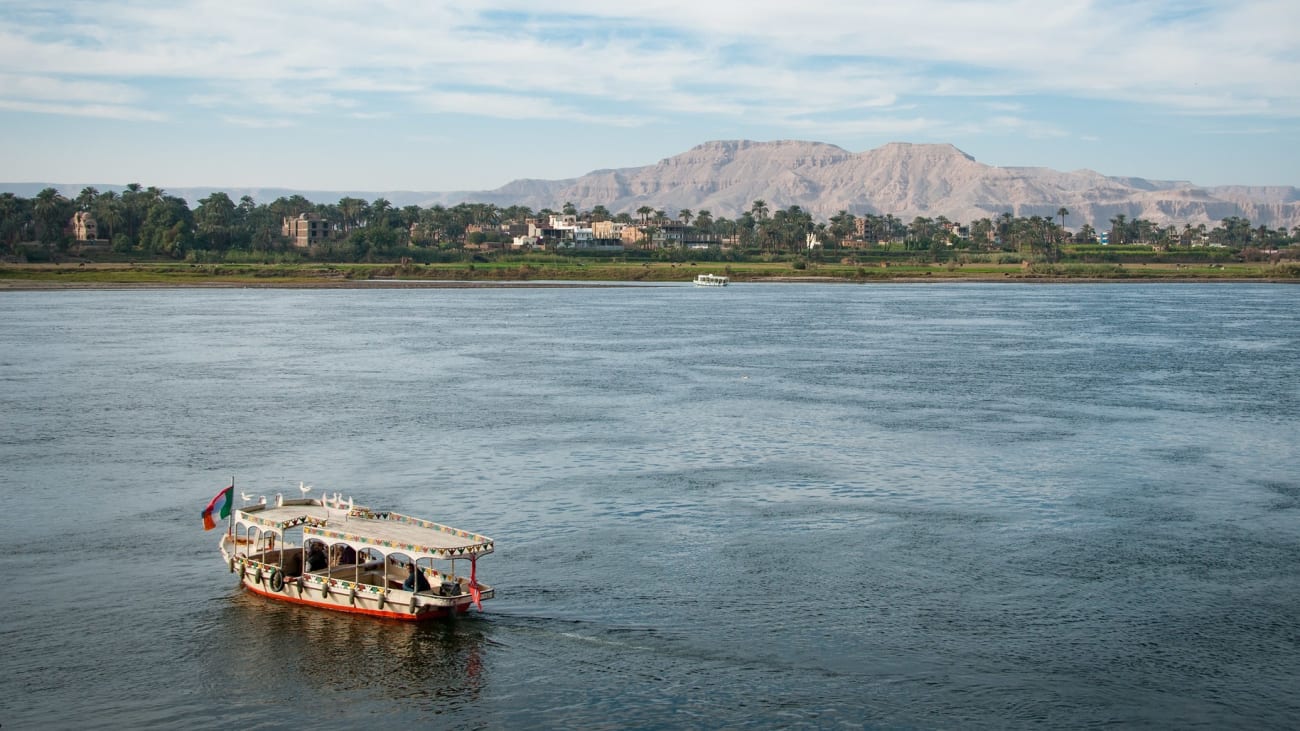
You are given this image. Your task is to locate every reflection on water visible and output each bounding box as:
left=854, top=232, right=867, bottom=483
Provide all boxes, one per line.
left=209, top=591, right=486, bottom=710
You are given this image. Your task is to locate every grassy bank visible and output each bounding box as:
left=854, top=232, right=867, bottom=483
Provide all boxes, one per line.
left=2, top=259, right=1298, bottom=288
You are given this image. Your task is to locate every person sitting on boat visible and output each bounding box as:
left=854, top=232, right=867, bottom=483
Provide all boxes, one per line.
left=336, top=544, right=356, bottom=566
left=283, top=549, right=303, bottom=578
left=305, top=543, right=327, bottom=572
left=403, top=567, right=431, bottom=592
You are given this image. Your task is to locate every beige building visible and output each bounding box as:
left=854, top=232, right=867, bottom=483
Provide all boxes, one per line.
left=282, top=213, right=331, bottom=248
left=72, top=211, right=98, bottom=241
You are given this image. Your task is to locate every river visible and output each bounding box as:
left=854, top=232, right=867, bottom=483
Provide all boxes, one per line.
left=1, top=282, right=1297, bottom=729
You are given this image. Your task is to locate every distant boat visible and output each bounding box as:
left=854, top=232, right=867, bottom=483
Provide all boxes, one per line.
left=214, top=490, right=493, bottom=620
left=694, top=273, right=729, bottom=287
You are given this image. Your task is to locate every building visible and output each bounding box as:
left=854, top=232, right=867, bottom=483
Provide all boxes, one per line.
left=71, top=211, right=98, bottom=241
left=282, top=213, right=331, bottom=248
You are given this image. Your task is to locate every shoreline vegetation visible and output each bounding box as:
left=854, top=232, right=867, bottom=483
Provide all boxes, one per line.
left=2, top=259, right=1297, bottom=289
left=6, top=186, right=1298, bottom=289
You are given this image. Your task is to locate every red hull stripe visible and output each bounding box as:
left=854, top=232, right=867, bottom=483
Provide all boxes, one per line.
left=242, top=582, right=466, bottom=621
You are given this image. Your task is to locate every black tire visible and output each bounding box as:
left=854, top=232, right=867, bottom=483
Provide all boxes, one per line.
left=270, top=570, right=285, bottom=592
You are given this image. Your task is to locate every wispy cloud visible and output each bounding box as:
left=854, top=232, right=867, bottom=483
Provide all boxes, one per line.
left=221, top=115, right=295, bottom=129
left=0, top=99, right=164, bottom=122
left=0, top=0, right=1294, bottom=191
left=1, top=1, right=1297, bottom=143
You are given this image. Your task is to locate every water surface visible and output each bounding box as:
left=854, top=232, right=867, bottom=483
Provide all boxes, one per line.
left=1, top=283, right=1297, bottom=729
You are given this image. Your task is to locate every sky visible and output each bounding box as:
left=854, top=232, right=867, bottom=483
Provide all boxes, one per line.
left=1, top=0, right=1298, bottom=195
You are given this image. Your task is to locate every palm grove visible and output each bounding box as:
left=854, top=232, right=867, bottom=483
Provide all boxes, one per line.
left=2, top=185, right=1295, bottom=264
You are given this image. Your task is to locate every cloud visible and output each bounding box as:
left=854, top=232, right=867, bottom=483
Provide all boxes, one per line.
left=0, top=0, right=1297, bottom=135
left=0, top=99, right=165, bottom=121
left=418, top=90, right=646, bottom=126
left=221, top=115, right=296, bottom=129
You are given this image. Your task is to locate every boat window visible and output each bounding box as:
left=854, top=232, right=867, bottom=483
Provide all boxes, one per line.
left=330, top=542, right=357, bottom=567
left=303, top=539, right=329, bottom=573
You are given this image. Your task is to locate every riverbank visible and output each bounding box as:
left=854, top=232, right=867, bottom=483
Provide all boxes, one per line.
left=1, top=260, right=1297, bottom=289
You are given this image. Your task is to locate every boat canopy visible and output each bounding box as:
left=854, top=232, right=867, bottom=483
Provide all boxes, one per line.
left=233, top=499, right=493, bottom=562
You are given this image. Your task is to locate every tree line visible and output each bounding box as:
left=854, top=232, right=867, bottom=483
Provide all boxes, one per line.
left=2, top=185, right=1296, bottom=263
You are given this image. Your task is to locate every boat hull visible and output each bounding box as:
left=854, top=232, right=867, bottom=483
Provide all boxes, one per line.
left=225, top=545, right=491, bottom=622
left=240, top=579, right=480, bottom=620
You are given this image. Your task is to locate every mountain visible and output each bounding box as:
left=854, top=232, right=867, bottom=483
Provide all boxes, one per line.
left=6, top=140, right=1298, bottom=230
left=455, top=140, right=1300, bottom=231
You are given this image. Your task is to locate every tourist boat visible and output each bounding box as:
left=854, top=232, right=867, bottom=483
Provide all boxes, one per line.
left=208, top=486, right=494, bottom=620
left=694, top=273, right=729, bottom=286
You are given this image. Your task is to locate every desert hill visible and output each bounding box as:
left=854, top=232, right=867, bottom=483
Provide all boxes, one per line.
left=457, top=140, right=1299, bottom=230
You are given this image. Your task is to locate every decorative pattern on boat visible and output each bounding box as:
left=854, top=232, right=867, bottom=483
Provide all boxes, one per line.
left=239, top=512, right=328, bottom=530
left=316, top=574, right=387, bottom=595
left=235, top=556, right=390, bottom=596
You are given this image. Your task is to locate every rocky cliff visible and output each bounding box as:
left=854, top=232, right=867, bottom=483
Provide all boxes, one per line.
left=454, top=140, right=1300, bottom=230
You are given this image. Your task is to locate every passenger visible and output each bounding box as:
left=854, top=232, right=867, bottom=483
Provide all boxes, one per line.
left=403, top=567, right=431, bottom=592
left=337, top=545, right=356, bottom=566
left=305, top=543, right=328, bottom=572
left=283, top=550, right=303, bottom=577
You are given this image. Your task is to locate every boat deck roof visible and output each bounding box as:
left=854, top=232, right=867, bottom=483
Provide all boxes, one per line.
left=241, top=502, right=491, bottom=552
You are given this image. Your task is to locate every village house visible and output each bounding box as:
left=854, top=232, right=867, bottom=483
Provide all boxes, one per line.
left=72, top=211, right=98, bottom=241
left=524, top=214, right=623, bottom=250
left=282, top=213, right=333, bottom=248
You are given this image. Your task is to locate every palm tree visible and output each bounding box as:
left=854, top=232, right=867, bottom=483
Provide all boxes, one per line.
left=636, top=205, right=653, bottom=224
left=76, top=187, right=100, bottom=212
left=0, top=192, right=33, bottom=249
left=1109, top=214, right=1128, bottom=245
left=694, top=209, right=713, bottom=233
left=196, top=192, right=237, bottom=250
left=751, top=199, right=769, bottom=221
left=34, top=187, right=70, bottom=245
left=95, top=191, right=122, bottom=242
left=369, top=198, right=393, bottom=228
left=338, top=197, right=366, bottom=233
left=678, top=208, right=692, bottom=226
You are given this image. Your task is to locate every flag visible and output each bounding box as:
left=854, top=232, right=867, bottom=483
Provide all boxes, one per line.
left=202, top=485, right=234, bottom=530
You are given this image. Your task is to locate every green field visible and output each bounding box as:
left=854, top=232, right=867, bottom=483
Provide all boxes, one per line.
left=1, top=258, right=1298, bottom=287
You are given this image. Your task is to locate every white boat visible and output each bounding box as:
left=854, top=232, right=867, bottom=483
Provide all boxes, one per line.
left=209, top=487, right=494, bottom=620
left=694, top=273, right=729, bottom=286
